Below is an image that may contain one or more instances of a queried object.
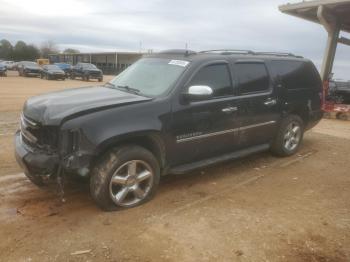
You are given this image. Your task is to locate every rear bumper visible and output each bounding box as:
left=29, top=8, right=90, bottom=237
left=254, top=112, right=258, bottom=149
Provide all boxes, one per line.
left=14, top=130, right=59, bottom=176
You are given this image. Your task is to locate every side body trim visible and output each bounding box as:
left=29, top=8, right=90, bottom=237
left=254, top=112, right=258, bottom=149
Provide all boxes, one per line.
left=176, top=121, right=276, bottom=143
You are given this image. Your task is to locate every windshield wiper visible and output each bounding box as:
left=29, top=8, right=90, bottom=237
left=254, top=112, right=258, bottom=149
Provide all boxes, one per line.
left=117, top=85, right=140, bottom=94
left=104, top=82, right=115, bottom=88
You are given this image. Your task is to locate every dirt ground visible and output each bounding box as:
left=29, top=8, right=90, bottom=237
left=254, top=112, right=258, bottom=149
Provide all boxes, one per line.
left=0, top=71, right=350, bottom=262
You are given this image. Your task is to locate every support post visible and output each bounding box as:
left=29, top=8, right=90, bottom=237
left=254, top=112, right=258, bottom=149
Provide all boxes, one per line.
left=115, top=52, right=118, bottom=74
left=317, top=5, right=340, bottom=81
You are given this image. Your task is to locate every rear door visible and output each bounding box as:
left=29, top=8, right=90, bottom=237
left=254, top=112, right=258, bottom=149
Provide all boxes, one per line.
left=232, top=61, right=280, bottom=148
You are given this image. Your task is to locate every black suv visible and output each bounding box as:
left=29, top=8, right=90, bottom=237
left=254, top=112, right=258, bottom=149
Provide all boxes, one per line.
left=71, top=62, right=103, bottom=82
left=15, top=49, right=323, bottom=211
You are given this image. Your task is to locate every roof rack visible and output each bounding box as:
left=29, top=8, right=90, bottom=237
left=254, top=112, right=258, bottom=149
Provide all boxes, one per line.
left=199, top=49, right=255, bottom=55
left=199, top=49, right=303, bottom=58
left=158, top=49, right=196, bottom=56
left=255, top=52, right=303, bottom=58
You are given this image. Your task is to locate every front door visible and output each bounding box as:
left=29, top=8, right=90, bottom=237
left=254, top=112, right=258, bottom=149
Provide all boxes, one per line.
left=169, top=62, right=240, bottom=166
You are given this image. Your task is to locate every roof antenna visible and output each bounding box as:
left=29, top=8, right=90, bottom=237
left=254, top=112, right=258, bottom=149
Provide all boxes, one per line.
left=185, top=42, right=189, bottom=56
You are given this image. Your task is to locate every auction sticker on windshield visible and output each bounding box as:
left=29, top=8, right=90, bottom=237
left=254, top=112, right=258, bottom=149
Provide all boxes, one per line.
left=168, top=60, right=189, bottom=67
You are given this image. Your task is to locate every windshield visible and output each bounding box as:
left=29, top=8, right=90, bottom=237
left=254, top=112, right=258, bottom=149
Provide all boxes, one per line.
left=46, top=65, right=60, bottom=70
left=83, top=64, right=97, bottom=69
left=108, top=58, right=189, bottom=97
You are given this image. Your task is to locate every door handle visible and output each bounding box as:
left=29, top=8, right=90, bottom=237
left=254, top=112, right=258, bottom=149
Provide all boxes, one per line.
left=222, top=106, right=238, bottom=113
left=264, top=98, right=277, bottom=106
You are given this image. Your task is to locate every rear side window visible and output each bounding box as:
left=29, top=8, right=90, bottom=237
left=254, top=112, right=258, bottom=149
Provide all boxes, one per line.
left=189, top=64, right=233, bottom=97
left=235, top=63, right=270, bottom=95
left=271, top=61, right=321, bottom=90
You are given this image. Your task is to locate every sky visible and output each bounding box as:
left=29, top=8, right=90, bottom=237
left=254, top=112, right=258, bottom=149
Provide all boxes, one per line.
left=0, top=0, right=349, bottom=79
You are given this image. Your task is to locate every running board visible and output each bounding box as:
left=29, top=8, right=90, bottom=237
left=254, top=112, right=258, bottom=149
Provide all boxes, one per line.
left=169, top=144, right=270, bottom=175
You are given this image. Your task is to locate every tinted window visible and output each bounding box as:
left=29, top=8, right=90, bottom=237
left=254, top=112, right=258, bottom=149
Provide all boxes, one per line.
left=271, top=61, right=321, bottom=90
left=189, top=64, right=233, bottom=97
left=236, top=63, right=269, bottom=94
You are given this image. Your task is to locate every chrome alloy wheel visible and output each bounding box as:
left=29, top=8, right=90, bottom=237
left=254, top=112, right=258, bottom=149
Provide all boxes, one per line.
left=109, top=160, right=154, bottom=207
left=283, top=121, right=301, bottom=151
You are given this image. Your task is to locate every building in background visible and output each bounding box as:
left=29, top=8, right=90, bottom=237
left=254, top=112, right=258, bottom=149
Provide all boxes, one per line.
left=48, top=51, right=145, bottom=75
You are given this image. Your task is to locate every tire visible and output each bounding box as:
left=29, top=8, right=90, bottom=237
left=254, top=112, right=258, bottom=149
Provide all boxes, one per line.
left=40, top=73, right=44, bottom=79
left=98, top=77, right=103, bottom=82
left=271, top=115, right=304, bottom=157
left=70, top=74, right=75, bottom=80
left=90, top=145, right=160, bottom=211
left=86, top=75, right=90, bottom=81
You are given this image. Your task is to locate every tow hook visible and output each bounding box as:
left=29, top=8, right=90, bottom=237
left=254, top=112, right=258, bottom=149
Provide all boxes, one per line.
left=56, top=165, right=66, bottom=203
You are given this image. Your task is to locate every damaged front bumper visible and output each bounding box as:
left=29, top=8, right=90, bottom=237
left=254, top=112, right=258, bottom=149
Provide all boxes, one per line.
left=14, top=130, right=59, bottom=176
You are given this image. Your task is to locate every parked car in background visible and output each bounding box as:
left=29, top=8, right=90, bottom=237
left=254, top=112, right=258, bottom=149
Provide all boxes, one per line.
left=2, top=61, right=15, bottom=70
left=15, top=49, right=323, bottom=211
left=18, top=61, right=41, bottom=77
left=71, top=63, right=103, bottom=82
left=40, top=64, right=66, bottom=80
left=0, top=63, right=7, bottom=76
left=329, top=79, right=350, bottom=104
left=54, top=63, right=72, bottom=77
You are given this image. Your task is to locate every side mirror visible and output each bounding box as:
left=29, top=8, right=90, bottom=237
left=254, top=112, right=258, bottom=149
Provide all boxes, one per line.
left=183, top=85, right=213, bottom=101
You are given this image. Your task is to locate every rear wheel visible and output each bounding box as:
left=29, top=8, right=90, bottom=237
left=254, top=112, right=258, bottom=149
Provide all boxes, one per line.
left=271, top=115, right=304, bottom=157
left=90, top=145, right=160, bottom=211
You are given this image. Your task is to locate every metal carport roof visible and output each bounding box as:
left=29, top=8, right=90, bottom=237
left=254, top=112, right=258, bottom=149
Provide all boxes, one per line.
left=279, top=0, right=350, bottom=81
left=279, top=0, right=350, bottom=33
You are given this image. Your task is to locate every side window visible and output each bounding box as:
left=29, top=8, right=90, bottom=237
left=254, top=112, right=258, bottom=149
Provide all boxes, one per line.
left=189, top=64, right=233, bottom=97
left=236, top=63, right=270, bottom=95
left=271, top=61, right=321, bottom=90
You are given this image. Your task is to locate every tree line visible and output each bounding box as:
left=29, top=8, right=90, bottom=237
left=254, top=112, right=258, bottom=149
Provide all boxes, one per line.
left=0, top=39, right=80, bottom=61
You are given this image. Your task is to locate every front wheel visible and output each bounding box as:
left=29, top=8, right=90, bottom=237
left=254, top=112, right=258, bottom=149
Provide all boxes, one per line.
left=271, top=115, right=304, bottom=157
left=90, top=145, right=160, bottom=211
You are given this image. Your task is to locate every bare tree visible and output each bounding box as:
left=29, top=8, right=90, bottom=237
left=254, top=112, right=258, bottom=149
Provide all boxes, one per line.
left=63, top=48, right=80, bottom=54
left=40, top=40, right=59, bottom=58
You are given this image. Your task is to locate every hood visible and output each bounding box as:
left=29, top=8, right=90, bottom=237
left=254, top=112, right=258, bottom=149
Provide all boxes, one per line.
left=87, top=69, right=101, bottom=73
left=48, top=69, right=64, bottom=74
left=25, top=65, right=40, bottom=70
left=23, top=86, right=152, bottom=126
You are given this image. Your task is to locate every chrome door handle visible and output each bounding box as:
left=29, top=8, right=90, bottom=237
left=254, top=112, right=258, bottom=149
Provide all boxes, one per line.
left=264, top=99, right=277, bottom=106
left=222, top=106, right=238, bottom=113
